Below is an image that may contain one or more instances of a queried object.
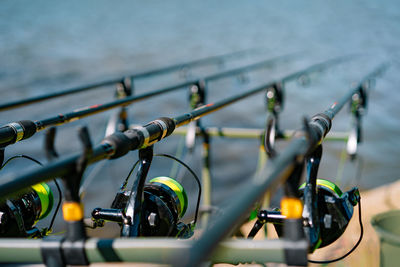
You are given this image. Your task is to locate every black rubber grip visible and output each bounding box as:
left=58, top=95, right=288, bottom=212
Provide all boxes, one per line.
left=0, top=126, right=16, bottom=147
left=18, top=120, right=37, bottom=140
left=0, top=120, right=37, bottom=147
left=102, top=132, right=139, bottom=159
left=311, top=113, right=332, bottom=138
left=123, top=128, right=144, bottom=148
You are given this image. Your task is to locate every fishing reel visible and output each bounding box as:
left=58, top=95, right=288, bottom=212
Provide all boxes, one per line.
left=249, top=179, right=360, bottom=250
left=0, top=182, right=53, bottom=237
left=141, top=176, right=189, bottom=237
left=299, top=179, right=360, bottom=248
left=91, top=176, right=193, bottom=238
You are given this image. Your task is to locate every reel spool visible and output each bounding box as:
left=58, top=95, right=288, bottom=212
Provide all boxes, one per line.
left=141, top=176, right=190, bottom=237
left=0, top=182, right=53, bottom=237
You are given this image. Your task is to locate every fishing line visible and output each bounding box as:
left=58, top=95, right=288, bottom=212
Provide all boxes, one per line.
left=79, top=160, right=108, bottom=197
left=155, top=153, right=201, bottom=225
left=176, top=150, right=195, bottom=182
left=48, top=180, right=62, bottom=231
left=0, top=154, right=43, bottom=170
left=80, top=117, right=121, bottom=197
left=334, top=142, right=348, bottom=187
left=308, top=197, right=363, bottom=264
left=121, top=158, right=140, bottom=190
left=354, top=156, right=364, bottom=184
left=169, top=135, right=186, bottom=179
left=0, top=155, right=62, bottom=234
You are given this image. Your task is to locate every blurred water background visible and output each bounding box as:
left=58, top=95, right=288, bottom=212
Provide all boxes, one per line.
left=0, top=0, right=399, bottom=235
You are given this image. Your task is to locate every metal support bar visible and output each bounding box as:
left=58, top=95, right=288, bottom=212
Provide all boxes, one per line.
left=200, top=126, right=212, bottom=227
left=0, top=238, right=309, bottom=265
left=173, top=126, right=349, bottom=141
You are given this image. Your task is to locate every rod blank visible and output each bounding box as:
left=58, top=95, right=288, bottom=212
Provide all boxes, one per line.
left=0, top=48, right=261, bottom=112
left=0, top=52, right=297, bottom=148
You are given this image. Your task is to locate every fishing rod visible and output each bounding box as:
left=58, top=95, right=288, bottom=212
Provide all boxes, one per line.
left=0, top=63, right=387, bottom=266
left=0, top=53, right=305, bottom=237
left=0, top=57, right=357, bottom=200
left=0, top=48, right=261, bottom=112
left=0, top=52, right=309, bottom=150
left=176, top=63, right=388, bottom=267
left=0, top=57, right=363, bottom=259
left=170, top=53, right=355, bottom=228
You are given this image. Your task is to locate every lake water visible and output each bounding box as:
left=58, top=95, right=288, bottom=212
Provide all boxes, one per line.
left=0, top=0, right=399, bottom=234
